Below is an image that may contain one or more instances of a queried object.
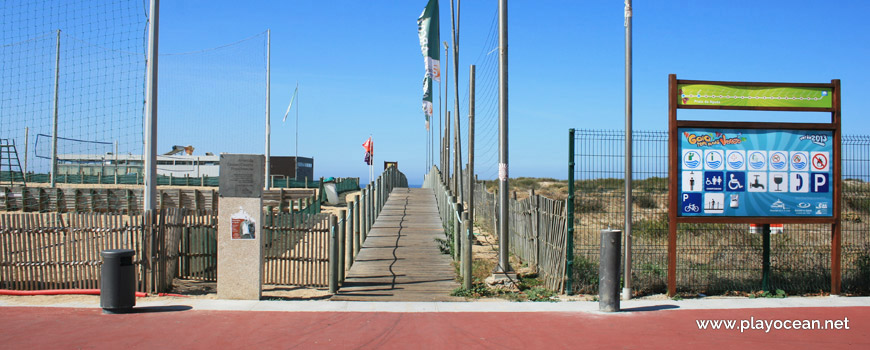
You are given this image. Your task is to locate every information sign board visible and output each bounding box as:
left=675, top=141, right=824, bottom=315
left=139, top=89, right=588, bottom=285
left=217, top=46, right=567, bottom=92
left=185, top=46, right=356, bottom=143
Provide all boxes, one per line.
left=678, top=128, right=833, bottom=217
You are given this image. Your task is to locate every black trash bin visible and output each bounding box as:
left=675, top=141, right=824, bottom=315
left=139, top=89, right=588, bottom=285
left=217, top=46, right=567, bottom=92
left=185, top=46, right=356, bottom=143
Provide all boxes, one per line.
left=100, top=249, right=136, bottom=314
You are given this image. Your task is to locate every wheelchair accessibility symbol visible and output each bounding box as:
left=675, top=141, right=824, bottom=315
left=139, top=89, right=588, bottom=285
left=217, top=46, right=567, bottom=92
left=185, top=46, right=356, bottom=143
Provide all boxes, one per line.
left=726, top=172, right=746, bottom=192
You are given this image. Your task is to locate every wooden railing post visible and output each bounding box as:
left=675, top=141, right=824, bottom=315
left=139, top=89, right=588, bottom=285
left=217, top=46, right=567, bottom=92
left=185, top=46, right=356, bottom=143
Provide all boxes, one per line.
left=338, top=209, right=346, bottom=284
left=462, top=211, right=472, bottom=289
left=353, top=194, right=361, bottom=256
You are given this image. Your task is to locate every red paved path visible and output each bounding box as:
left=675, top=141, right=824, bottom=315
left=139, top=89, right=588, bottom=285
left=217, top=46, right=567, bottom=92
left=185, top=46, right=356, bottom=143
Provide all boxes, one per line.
left=1, top=306, right=868, bottom=349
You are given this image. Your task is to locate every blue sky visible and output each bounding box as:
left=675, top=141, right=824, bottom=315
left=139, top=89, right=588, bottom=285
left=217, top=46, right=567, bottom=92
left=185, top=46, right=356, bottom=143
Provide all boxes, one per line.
left=155, top=0, right=870, bottom=185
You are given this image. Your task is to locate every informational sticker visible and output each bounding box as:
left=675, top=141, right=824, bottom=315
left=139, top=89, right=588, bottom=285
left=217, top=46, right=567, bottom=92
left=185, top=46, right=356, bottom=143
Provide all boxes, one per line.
left=499, top=163, right=508, bottom=181
left=231, top=207, right=256, bottom=240
left=678, top=128, right=833, bottom=217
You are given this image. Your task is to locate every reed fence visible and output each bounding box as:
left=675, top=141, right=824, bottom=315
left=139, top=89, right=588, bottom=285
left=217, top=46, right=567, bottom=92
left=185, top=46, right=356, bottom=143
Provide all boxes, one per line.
left=473, top=182, right=569, bottom=292
left=0, top=212, right=146, bottom=291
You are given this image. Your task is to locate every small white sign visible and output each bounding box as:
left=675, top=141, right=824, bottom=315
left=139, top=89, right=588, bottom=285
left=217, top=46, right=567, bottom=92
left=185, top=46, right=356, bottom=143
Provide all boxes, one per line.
left=725, top=150, right=746, bottom=170
left=682, top=150, right=703, bottom=170
left=703, top=150, right=725, bottom=170
left=747, top=150, right=768, bottom=171
left=682, top=171, right=702, bottom=192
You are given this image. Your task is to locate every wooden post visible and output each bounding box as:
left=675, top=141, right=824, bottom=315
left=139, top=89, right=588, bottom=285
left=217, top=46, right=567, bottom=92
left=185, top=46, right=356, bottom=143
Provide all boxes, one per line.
left=338, top=209, right=346, bottom=284
left=832, top=78, right=842, bottom=295
left=345, top=204, right=353, bottom=270
left=530, top=189, right=539, bottom=272
left=667, top=74, right=678, bottom=297
left=353, top=194, right=361, bottom=256
left=462, top=211, right=472, bottom=289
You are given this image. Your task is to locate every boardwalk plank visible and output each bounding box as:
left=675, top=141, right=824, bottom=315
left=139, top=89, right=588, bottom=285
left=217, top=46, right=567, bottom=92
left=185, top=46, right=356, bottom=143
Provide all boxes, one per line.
left=332, top=188, right=462, bottom=302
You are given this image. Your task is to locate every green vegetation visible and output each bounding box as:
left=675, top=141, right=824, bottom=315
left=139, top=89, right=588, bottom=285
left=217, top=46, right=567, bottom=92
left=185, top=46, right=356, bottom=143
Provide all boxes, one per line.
left=749, top=289, right=787, bottom=299
left=633, top=193, right=658, bottom=209
left=631, top=214, right=668, bottom=239
left=575, top=197, right=605, bottom=214
left=450, top=272, right=558, bottom=302
left=573, top=255, right=599, bottom=288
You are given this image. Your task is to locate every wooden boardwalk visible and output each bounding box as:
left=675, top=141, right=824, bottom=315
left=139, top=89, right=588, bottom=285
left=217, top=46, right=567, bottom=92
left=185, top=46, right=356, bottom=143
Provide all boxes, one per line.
left=332, top=188, right=462, bottom=301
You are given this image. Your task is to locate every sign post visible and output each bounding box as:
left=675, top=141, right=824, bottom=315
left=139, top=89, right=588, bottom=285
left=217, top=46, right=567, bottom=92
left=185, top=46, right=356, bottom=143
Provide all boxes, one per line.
left=668, top=75, right=841, bottom=296
left=217, top=154, right=265, bottom=300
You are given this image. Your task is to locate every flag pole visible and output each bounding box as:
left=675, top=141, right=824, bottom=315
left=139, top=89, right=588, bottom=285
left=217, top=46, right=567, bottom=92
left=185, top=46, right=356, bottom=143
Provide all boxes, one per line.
left=265, top=29, right=271, bottom=190
left=295, top=82, right=299, bottom=181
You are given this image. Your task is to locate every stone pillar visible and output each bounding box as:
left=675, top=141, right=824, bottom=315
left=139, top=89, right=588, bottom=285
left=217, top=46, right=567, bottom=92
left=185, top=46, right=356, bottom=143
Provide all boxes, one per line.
left=217, top=154, right=265, bottom=300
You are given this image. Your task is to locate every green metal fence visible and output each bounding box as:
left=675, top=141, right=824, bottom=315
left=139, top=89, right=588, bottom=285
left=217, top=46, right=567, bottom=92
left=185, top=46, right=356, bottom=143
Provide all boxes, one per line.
left=1, top=172, right=334, bottom=189
left=570, top=129, right=870, bottom=296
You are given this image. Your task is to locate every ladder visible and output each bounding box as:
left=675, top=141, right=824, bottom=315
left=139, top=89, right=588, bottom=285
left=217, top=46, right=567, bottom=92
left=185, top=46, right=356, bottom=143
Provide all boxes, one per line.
left=0, top=138, right=26, bottom=186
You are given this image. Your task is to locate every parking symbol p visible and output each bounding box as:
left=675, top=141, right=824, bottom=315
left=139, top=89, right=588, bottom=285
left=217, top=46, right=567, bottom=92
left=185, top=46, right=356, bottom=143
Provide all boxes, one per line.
left=812, top=173, right=829, bottom=193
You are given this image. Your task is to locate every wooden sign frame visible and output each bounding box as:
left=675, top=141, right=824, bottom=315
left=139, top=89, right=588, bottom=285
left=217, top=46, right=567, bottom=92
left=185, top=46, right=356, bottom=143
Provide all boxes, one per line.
left=667, top=74, right=842, bottom=296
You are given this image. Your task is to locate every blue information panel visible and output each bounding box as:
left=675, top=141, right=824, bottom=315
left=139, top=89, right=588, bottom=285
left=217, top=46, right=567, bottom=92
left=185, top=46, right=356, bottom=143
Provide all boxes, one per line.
left=678, top=128, right=833, bottom=217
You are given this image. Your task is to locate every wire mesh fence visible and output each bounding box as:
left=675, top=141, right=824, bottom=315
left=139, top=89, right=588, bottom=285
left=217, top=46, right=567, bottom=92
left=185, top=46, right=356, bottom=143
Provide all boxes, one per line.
left=158, top=32, right=267, bottom=159
left=1, top=1, right=146, bottom=176
left=571, top=129, right=870, bottom=296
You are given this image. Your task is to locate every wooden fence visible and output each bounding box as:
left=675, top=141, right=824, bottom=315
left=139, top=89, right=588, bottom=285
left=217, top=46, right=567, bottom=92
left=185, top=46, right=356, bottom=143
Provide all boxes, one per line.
left=263, top=212, right=331, bottom=287
left=177, top=211, right=218, bottom=281
left=1, top=200, right=331, bottom=293
left=0, top=212, right=146, bottom=291
left=473, top=182, right=569, bottom=293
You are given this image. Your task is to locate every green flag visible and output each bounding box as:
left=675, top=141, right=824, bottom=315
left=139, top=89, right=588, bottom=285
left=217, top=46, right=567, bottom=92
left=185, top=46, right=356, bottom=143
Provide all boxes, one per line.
left=418, top=0, right=440, bottom=120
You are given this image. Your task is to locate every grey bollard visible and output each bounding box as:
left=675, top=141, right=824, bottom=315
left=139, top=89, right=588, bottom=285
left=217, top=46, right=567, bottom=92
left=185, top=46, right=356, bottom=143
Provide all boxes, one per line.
left=100, top=249, right=136, bottom=314
left=329, top=215, right=339, bottom=294
left=599, top=229, right=621, bottom=312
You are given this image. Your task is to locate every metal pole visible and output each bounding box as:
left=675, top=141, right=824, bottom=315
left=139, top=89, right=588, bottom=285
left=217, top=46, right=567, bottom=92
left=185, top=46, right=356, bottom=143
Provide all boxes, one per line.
left=446, top=111, right=451, bottom=188
left=438, top=76, right=442, bottom=173
left=114, top=141, right=118, bottom=183
left=50, top=30, right=60, bottom=187
left=295, top=83, right=299, bottom=181
left=23, top=127, right=28, bottom=175
left=443, top=41, right=449, bottom=182
left=467, top=65, right=475, bottom=276
left=567, top=129, right=575, bottom=295
left=496, top=0, right=512, bottom=275
left=762, top=223, right=771, bottom=292
left=623, top=0, right=633, bottom=301
left=265, top=29, right=271, bottom=190
left=143, top=0, right=159, bottom=211
left=450, top=0, right=463, bottom=205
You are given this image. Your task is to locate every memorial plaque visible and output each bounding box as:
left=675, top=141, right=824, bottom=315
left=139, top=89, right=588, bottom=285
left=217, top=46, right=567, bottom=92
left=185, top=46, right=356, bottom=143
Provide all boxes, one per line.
left=219, top=154, right=265, bottom=198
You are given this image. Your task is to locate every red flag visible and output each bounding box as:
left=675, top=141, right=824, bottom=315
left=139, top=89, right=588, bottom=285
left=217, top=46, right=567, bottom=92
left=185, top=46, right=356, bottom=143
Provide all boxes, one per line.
left=362, top=137, right=373, bottom=165
left=362, top=137, right=373, bottom=154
